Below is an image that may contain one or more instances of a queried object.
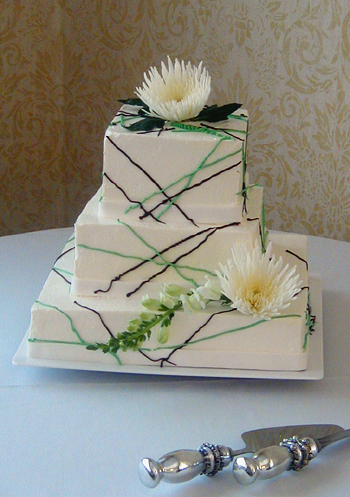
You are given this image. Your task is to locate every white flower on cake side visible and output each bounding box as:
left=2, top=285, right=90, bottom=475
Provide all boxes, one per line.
left=180, top=276, right=222, bottom=312
left=135, top=56, right=211, bottom=122
left=216, top=242, right=302, bottom=320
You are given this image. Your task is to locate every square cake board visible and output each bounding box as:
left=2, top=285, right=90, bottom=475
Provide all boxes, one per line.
left=13, top=275, right=323, bottom=380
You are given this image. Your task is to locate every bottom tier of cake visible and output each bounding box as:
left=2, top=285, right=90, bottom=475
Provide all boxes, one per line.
left=28, top=232, right=312, bottom=372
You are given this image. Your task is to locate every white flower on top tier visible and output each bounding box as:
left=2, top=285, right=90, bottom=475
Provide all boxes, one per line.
left=216, top=242, right=302, bottom=320
left=135, top=56, right=211, bottom=122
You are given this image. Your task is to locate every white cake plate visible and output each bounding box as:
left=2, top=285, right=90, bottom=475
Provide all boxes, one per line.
left=13, top=275, right=323, bottom=380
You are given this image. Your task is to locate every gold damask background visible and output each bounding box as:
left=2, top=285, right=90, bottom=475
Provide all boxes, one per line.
left=2, top=0, right=350, bottom=240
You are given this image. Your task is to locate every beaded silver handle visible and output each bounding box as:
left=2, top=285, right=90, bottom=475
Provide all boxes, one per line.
left=139, top=444, right=233, bottom=488
left=232, top=436, right=319, bottom=485
left=139, top=426, right=350, bottom=488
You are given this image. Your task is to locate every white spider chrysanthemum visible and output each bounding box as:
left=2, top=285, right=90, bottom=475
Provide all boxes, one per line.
left=135, top=56, right=211, bottom=122
left=216, top=242, right=302, bottom=320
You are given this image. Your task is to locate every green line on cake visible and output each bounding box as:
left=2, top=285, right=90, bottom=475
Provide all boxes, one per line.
left=239, top=143, right=248, bottom=217
left=126, top=141, right=227, bottom=214
left=152, top=314, right=303, bottom=351
left=125, top=146, right=241, bottom=216
left=228, top=114, right=248, bottom=122
left=28, top=338, right=121, bottom=364
left=53, top=267, right=74, bottom=277
left=170, top=121, right=235, bottom=138
left=237, top=183, right=262, bottom=196
left=107, top=135, right=196, bottom=225
left=79, top=243, right=148, bottom=261
left=78, top=243, right=215, bottom=277
left=156, top=138, right=228, bottom=220
left=224, top=128, right=247, bottom=135
left=109, top=119, right=122, bottom=126
left=118, top=219, right=198, bottom=287
left=138, top=161, right=242, bottom=222
left=35, top=301, right=86, bottom=344
left=33, top=301, right=122, bottom=363
left=261, top=197, right=269, bottom=253
left=116, top=220, right=200, bottom=286
left=303, top=290, right=316, bottom=349
left=242, top=142, right=246, bottom=178
left=29, top=338, right=88, bottom=346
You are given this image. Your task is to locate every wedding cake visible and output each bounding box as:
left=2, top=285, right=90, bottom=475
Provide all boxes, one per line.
left=28, top=58, right=314, bottom=371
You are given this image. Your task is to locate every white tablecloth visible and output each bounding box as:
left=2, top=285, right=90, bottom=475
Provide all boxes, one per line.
left=1, top=228, right=350, bottom=497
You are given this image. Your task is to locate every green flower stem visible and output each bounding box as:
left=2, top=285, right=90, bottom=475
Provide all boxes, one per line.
left=92, top=302, right=183, bottom=354
left=143, top=303, right=182, bottom=335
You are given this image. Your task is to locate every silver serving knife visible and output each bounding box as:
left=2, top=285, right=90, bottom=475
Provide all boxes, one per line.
left=139, top=424, right=350, bottom=488
left=233, top=426, right=350, bottom=485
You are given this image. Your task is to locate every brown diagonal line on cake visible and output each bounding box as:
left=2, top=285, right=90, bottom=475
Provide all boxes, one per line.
left=139, top=160, right=242, bottom=221
left=103, top=172, right=164, bottom=224
left=246, top=217, right=264, bottom=248
left=285, top=249, right=309, bottom=271
left=53, top=246, right=75, bottom=265
left=199, top=123, right=246, bottom=141
left=73, top=300, right=115, bottom=338
left=137, top=127, right=176, bottom=135
left=158, top=308, right=236, bottom=367
left=138, top=349, right=177, bottom=367
left=94, top=224, right=223, bottom=294
left=106, top=135, right=198, bottom=226
left=52, top=268, right=72, bottom=286
left=95, top=221, right=240, bottom=295
left=294, top=286, right=309, bottom=296
left=126, top=221, right=240, bottom=298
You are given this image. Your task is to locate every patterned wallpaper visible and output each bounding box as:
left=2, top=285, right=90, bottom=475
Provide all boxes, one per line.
left=2, top=0, right=350, bottom=240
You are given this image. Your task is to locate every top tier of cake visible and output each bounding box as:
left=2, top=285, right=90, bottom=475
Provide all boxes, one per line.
left=98, top=104, right=249, bottom=225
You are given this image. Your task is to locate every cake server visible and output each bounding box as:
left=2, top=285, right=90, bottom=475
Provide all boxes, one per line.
left=139, top=424, right=350, bottom=488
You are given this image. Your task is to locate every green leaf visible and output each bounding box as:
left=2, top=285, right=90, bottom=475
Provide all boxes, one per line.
left=118, top=98, right=145, bottom=106
left=191, top=103, right=242, bottom=122
left=123, top=117, right=165, bottom=132
left=86, top=344, right=98, bottom=351
left=138, top=106, right=151, bottom=116
left=161, top=317, right=171, bottom=328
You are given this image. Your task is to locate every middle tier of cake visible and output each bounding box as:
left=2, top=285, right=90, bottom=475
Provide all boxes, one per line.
left=71, top=185, right=265, bottom=297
